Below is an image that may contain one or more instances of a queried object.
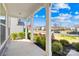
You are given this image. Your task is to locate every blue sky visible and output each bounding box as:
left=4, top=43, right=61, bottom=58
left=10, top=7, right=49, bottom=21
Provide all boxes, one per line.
left=34, top=3, right=79, bottom=27
left=34, top=7, right=46, bottom=27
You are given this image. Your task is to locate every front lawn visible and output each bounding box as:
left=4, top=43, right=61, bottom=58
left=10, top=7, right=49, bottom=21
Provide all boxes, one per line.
left=54, top=34, right=79, bottom=43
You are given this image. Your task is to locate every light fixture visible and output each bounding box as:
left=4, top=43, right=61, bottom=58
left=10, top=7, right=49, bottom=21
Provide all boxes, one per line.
left=17, top=12, right=25, bottom=26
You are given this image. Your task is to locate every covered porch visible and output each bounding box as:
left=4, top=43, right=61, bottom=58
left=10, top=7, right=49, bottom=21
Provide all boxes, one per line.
left=0, top=3, right=52, bottom=56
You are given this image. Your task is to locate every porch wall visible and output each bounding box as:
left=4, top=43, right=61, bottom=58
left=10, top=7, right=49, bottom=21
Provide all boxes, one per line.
left=10, top=17, right=24, bottom=33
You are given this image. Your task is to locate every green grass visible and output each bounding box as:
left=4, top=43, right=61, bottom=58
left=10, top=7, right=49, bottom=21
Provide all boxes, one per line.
left=60, top=34, right=77, bottom=40
left=54, top=34, right=79, bottom=43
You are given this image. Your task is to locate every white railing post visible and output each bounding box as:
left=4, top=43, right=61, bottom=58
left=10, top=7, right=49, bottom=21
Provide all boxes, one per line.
left=45, top=4, right=52, bottom=56
left=31, top=15, right=34, bottom=42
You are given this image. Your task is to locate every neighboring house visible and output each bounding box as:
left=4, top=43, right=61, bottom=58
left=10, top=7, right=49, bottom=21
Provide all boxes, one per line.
left=34, top=26, right=45, bottom=31
left=10, top=17, right=24, bottom=33
left=73, top=25, right=79, bottom=32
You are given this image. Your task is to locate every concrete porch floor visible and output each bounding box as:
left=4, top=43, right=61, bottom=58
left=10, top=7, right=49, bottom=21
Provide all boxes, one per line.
left=5, top=39, right=46, bottom=56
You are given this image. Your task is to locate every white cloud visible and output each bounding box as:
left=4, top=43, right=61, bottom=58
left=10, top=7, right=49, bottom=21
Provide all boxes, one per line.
left=51, top=13, right=72, bottom=23
left=59, top=13, right=72, bottom=18
left=58, top=19, right=71, bottom=22
left=52, top=3, right=70, bottom=10
left=51, top=10, right=59, bottom=13
left=74, top=15, right=79, bottom=19
left=57, top=3, right=70, bottom=9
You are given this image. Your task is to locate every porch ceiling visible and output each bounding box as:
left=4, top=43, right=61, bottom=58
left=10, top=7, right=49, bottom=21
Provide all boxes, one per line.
left=5, top=3, right=44, bottom=18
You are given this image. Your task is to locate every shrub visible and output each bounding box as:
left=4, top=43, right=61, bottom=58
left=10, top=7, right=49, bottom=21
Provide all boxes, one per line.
left=27, top=32, right=31, bottom=39
left=35, top=35, right=41, bottom=45
left=34, top=34, right=39, bottom=42
left=18, top=32, right=25, bottom=39
left=72, top=42, right=79, bottom=51
left=52, top=39, right=60, bottom=43
left=10, top=33, right=17, bottom=40
left=60, top=40, right=70, bottom=46
left=52, top=41, right=63, bottom=54
left=34, top=34, right=46, bottom=50
left=40, top=36, right=46, bottom=50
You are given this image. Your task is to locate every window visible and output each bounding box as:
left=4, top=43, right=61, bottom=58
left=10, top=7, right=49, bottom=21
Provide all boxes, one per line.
left=0, top=25, right=6, bottom=44
left=0, top=16, right=6, bottom=24
left=0, top=4, right=6, bottom=46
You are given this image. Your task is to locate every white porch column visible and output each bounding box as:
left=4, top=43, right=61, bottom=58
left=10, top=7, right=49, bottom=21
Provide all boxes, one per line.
left=6, top=12, right=8, bottom=41
left=31, top=15, right=34, bottom=42
left=25, top=21, right=27, bottom=40
left=45, top=4, right=52, bottom=56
